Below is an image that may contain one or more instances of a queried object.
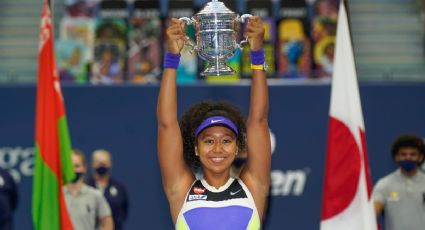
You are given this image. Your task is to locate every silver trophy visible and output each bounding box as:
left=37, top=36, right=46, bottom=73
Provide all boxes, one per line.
left=179, top=0, right=251, bottom=76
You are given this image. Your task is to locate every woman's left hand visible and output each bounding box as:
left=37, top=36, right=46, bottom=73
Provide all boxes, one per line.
left=244, top=16, right=265, bottom=51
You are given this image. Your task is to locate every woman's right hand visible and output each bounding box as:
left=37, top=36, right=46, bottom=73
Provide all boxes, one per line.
left=166, top=18, right=188, bottom=54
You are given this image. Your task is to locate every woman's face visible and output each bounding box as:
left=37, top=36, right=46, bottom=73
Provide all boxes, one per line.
left=196, top=126, right=238, bottom=175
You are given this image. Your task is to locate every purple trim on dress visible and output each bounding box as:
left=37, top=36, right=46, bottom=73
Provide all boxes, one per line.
left=183, top=206, right=253, bottom=230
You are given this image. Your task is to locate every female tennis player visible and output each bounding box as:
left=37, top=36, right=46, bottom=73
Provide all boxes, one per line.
left=157, top=16, right=270, bottom=230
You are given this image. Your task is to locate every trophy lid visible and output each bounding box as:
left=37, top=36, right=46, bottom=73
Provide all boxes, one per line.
left=196, top=0, right=235, bottom=15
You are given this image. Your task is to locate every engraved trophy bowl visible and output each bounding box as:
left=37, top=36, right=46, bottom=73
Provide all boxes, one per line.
left=179, top=0, right=251, bottom=76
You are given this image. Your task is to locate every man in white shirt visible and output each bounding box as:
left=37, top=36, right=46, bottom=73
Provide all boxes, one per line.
left=373, top=134, right=425, bottom=230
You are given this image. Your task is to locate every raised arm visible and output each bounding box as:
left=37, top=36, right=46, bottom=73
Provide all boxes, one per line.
left=157, top=18, right=194, bottom=217
left=239, top=16, right=271, bottom=218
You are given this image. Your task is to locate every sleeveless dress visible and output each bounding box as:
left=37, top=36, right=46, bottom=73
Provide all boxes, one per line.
left=176, top=177, right=261, bottom=230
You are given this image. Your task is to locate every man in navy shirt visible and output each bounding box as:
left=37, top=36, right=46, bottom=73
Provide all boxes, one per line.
left=86, top=149, right=128, bottom=230
left=0, top=168, right=18, bottom=230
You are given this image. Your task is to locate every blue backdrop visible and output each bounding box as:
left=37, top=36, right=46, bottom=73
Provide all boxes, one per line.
left=1, top=83, right=425, bottom=229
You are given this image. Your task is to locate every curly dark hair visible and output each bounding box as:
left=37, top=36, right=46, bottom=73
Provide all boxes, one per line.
left=391, top=134, right=425, bottom=165
left=180, top=101, right=247, bottom=171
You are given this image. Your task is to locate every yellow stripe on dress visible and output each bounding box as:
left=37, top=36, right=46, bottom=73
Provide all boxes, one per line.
left=247, top=211, right=261, bottom=230
left=176, top=216, right=189, bottom=230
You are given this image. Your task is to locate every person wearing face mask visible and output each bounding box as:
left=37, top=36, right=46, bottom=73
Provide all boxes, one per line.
left=86, top=149, right=128, bottom=230
left=372, top=134, right=425, bottom=230
left=64, top=149, right=114, bottom=230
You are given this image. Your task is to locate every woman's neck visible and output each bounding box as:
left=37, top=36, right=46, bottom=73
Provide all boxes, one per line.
left=203, top=171, right=231, bottom=189
left=94, top=174, right=110, bottom=187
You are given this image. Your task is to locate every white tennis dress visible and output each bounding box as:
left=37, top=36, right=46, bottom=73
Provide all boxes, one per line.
left=176, top=177, right=261, bottom=230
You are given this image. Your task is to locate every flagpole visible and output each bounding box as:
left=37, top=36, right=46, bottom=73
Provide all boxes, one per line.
left=47, top=0, right=56, bottom=48
left=342, top=0, right=355, bottom=53
left=338, top=0, right=358, bottom=79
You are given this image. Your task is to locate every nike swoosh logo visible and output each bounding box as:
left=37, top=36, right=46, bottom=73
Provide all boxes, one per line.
left=230, top=189, right=241, bottom=196
left=211, top=119, right=224, bottom=123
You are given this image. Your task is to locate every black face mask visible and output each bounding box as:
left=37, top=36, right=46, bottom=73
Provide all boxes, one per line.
left=72, top=172, right=84, bottom=183
left=233, top=158, right=247, bottom=168
left=398, top=160, right=418, bottom=172
left=95, top=166, right=110, bottom=176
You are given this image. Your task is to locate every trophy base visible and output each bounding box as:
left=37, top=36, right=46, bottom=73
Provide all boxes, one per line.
left=200, top=62, right=235, bottom=76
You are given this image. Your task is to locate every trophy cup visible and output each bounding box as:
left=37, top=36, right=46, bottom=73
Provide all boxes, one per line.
left=179, top=0, right=251, bottom=76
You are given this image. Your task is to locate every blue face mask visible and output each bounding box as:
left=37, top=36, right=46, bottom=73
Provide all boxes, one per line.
left=398, top=160, right=418, bottom=172
left=72, top=172, right=84, bottom=183
left=233, top=158, right=246, bottom=168
left=95, top=166, right=110, bottom=176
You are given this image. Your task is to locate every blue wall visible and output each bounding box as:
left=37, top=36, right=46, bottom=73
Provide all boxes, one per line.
left=1, top=83, right=425, bottom=229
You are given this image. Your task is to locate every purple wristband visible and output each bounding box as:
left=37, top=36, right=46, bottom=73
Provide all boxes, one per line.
left=163, top=53, right=181, bottom=69
left=250, top=48, right=265, bottom=65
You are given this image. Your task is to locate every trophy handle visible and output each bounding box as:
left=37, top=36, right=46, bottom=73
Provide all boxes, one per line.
left=179, top=17, right=193, bottom=25
left=236, top=14, right=252, bottom=50
left=178, top=17, right=198, bottom=54
left=239, top=14, right=252, bottom=23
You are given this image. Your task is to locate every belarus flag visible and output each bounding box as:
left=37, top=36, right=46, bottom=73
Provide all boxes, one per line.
left=320, top=1, right=377, bottom=230
left=32, top=1, right=75, bottom=230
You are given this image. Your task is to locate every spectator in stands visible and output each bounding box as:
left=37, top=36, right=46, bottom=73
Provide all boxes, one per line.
left=157, top=17, right=270, bottom=229
left=91, top=46, right=123, bottom=85
left=372, top=134, right=425, bottom=230
left=64, top=149, right=114, bottom=230
left=0, top=167, right=18, bottom=230
left=86, top=149, right=128, bottom=230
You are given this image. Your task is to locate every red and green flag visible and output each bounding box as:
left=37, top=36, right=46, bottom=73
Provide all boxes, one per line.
left=32, top=1, right=75, bottom=230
